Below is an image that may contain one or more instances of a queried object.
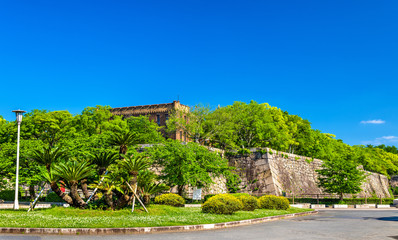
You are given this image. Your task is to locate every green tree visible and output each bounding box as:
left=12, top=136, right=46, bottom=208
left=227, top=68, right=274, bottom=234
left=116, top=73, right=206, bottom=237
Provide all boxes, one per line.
left=126, top=116, right=164, bottom=143
left=149, top=140, right=229, bottom=196
left=316, top=155, right=366, bottom=200
left=53, top=160, right=96, bottom=208
left=108, top=131, right=138, bottom=158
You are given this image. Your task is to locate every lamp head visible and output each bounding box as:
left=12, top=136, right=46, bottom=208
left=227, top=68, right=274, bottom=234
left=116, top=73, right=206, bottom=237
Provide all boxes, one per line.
left=12, top=110, right=26, bottom=124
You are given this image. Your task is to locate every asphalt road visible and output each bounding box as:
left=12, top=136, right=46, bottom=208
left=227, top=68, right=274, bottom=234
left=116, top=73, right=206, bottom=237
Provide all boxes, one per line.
left=0, top=210, right=397, bottom=240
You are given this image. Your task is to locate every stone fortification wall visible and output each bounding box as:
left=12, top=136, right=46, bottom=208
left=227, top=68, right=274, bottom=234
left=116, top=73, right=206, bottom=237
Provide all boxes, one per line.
left=228, top=148, right=391, bottom=198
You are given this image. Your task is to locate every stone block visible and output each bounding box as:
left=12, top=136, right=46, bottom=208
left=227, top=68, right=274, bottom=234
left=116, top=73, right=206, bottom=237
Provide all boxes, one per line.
left=333, top=204, right=348, bottom=208
left=376, top=204, right=391, bottom=208
left=310, top=204, right=325, bottom=209
left=354, top=204, right=369, bottom=208
left=290, top=204, right=304, bottom=208
left=365, top=204, right=376, bottom=208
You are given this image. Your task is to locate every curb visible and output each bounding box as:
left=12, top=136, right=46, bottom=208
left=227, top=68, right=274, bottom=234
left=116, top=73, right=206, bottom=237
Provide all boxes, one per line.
left=0, top=210, right=317, bottom=235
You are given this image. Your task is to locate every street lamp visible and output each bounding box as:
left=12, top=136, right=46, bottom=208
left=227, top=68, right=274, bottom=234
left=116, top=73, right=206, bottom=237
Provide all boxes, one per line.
left=12, top=109, right=26, bottom=210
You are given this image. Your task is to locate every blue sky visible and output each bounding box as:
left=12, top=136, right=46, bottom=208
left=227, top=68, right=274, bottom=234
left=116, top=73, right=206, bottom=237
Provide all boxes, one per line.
left=0, top=1, right=397, bottom=146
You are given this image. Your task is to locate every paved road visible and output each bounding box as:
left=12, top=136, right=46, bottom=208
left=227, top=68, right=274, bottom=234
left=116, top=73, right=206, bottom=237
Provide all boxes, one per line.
left=0, top=210, right=397, bottom=240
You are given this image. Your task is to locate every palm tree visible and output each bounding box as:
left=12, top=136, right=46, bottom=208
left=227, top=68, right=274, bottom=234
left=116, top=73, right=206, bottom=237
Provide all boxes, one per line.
left=53, top=160, right=96, bottom=208
left=139, top=182, right=169, bottom=205
left=118, top=154, right=151, bottom=187
left=137, top=171, right=169, bottom=205
left=118, top=154, right=151, bottom=209
left=39, top=168, right=73, bottom=205
left=108, top=131, right=138, bottom=158
left=90, top=151, right=118, bottom=175
left=79, top=151, right=118, bottom=200
left=29, top=146, right=67, bottom=172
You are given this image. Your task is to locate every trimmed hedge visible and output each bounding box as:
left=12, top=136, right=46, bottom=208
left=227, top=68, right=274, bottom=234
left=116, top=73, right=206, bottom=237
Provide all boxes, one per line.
left=236, top=194, right=259, bottom=211
left=202, top=194, right=243, bottom=215
left=154, top=193, right=185, bottom=207
left=204, top=194, right=216, bottom=202
left=0, top=190, right=20, bottom=201
left=258, top=195, right=290, bottom=210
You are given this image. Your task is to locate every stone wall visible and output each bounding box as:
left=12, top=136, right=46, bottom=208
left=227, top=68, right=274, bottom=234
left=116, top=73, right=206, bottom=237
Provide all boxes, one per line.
left=228, top=148, right=391, bottom=198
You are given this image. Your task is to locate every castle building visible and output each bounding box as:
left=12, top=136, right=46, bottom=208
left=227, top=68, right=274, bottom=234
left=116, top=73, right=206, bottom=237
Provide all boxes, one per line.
left=110, top=101, right=189, bottom=141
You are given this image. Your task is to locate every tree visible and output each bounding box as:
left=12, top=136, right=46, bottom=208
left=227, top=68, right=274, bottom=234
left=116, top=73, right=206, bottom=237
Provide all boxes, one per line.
left=126, top=116, right=164, bottom=144
left=53, top=160, right=96, bottom=208
left=108, top=131, right=138, bottom=158
left=137, top=170, right=169, bottom=205
left=149, top=140, right=229, bottom=196
left=29, top=146, right=67, bottom=172
left=167, top=104, right=218, bottom=144
left=316, top=155, right=366, bottom=201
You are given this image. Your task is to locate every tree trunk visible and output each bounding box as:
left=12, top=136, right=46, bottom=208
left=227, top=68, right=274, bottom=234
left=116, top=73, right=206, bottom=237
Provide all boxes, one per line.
left=50, top=181, right=73, bottom=205
left=29, top=185, right=36, bottom=201
left=69, top=181, right=86, bottom=208
left=115, top=194, right=130, bottom=209
left=340, top=193, right=344, bottom=201
left=105, top=192, right=114, bottom=209
left=119, top=146, right=127, bottom=159
left=143, top=194, right=150, bottom=206
left=80, top=179, right=91, bottom=199
left=177, top=185, right=184, bottom=196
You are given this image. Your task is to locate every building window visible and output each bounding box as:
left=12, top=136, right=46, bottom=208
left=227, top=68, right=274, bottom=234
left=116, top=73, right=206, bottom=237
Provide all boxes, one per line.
left=180, top=131, right=183, bottom=141
left=157, top=114, right=160, bottom=126
left=165, top=114, right=169, bottom=121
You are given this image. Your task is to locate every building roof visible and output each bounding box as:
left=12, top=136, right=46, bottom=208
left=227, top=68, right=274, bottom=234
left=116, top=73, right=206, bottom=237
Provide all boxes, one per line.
left=111, top=101, right=189, bottom=115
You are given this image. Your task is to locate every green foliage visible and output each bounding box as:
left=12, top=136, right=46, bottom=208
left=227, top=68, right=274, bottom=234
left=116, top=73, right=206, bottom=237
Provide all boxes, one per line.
left=149, top=140, right=229, bottom=195
left=257, top=149, right=268, bottom=154
left=203, top=194, right=216, bottom=202
left=235, top=194, right=259, bottom=211
left=237, top=148, right=251, bottom=155
left=126, top=116, right=164, bottom=144
left=154, top=193, right=185, bottom=207
left=224, top=169, right=242, bottom=193
left=316, top=154, right=366, bottom=200
left=45, top=192, right=63, bottom=202
left=258, top=195, right=290, bottom=210
left=0, top=190, right=20, bottom=201
left=202, top=194, right=243, bottom=214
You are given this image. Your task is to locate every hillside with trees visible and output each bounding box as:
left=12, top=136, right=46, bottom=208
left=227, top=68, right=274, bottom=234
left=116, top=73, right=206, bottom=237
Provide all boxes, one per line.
left=168, top=100, right=398, bottom=177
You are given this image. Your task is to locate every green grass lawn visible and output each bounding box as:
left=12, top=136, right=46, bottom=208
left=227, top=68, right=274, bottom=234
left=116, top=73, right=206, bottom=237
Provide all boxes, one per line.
left=0, top=205, right=313, bottom=228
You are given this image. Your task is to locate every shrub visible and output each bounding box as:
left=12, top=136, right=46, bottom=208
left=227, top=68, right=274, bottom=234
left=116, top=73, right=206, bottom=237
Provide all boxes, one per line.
left=0, top=190, right=20, bottom=201
left=231, top=193, right=250, bottom=198
left=236, top=195, right=259, bottom=211
left=154, top=193, right=185, bottom=207
left=45, top=192, right=63, bottom=202
left=202, top=194, right=243, bottom=214
left=204, top=194, right=216, bottom=202
left=258, top=195, right=290, bottom=210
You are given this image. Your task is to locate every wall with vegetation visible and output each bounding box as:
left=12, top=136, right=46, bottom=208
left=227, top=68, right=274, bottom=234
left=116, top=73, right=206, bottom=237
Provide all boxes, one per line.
left=228, top=148, right=391, bottom=198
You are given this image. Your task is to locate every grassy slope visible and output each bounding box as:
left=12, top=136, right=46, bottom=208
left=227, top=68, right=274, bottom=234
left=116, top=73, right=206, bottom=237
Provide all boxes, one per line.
left=0, top=205, right=313, bottom=228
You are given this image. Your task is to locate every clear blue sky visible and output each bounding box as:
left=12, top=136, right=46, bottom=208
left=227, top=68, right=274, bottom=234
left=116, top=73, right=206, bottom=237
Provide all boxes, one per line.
left=0, top=1, right=397, bottom=147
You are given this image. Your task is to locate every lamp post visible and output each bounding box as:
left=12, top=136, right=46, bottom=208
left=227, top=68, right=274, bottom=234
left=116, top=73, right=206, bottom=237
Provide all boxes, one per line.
left=12, top=109, right=26, bottom=210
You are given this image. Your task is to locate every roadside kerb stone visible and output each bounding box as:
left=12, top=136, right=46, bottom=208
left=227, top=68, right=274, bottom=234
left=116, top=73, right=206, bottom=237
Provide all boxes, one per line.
left=290, top=204, right=304, bottom=208
left=333, top=204, right=348, bottom=208
left=0, top=211, right=317, bottom=235
left=184, top=204, right=201, bottom=208
left=310, top=204, right=325, bottom=209
left=376, top=205, right=391, bottom=208
left=355, top=205, right=369, bottom=209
